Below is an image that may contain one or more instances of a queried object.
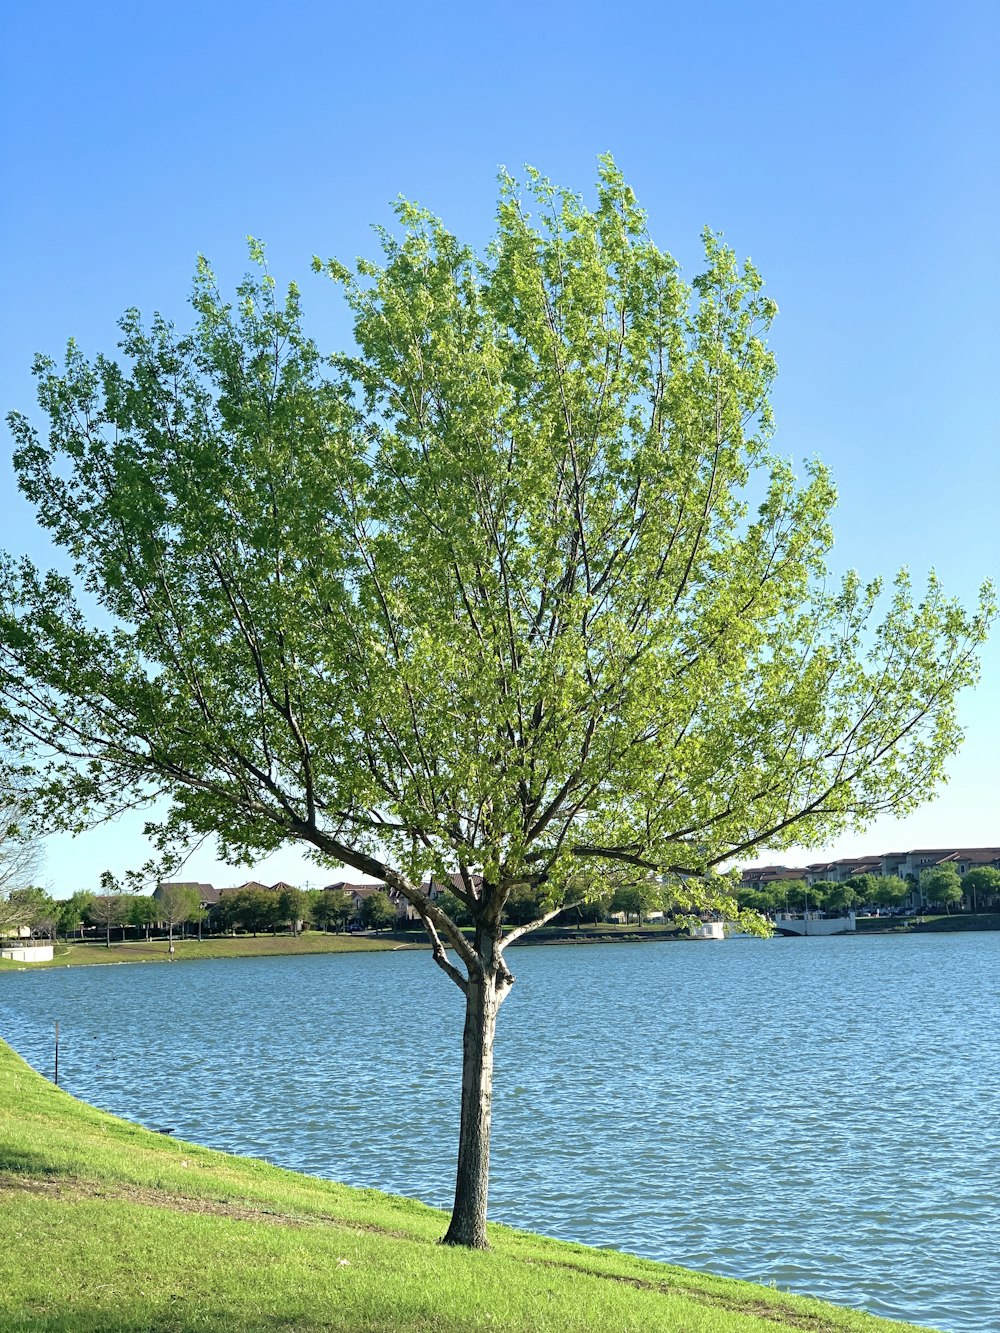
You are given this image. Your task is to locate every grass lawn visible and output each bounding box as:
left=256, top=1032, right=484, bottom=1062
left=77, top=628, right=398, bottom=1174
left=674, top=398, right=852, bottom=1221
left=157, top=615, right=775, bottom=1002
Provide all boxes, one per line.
left=0, top=931, right=408, bottom=970
left=0, top=1040, right=937, bottom=1332
left=854, top=912, right=1000, bottom=934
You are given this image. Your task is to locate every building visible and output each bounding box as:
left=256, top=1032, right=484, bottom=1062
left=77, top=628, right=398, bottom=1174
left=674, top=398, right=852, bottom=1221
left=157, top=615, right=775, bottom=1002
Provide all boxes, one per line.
left=741, top=846, right=1000, bottom=910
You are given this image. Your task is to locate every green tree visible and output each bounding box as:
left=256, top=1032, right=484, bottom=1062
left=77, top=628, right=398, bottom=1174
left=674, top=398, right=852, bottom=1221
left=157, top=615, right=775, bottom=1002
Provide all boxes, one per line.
left=311, top=887, right=352, bottom=932
left=214, top=891, right=242, bottom=935
left=920, top=864, right=963, bottom=914
left=127, top=893, right=159, bottom=940
left=277, top=886, right=309, bottom=934
left=610, top=881, right=662, bottom=925
left=961, top=866, right=1000, bottom=913
left=230, top=886, right=277, bottom=936
left=0, top=162, right=991, bottom=1248
left=435, top=889, right=472, bottom=926
left=870, top=876, right=907, bottom=909
left=504, top=883, right=545, bottom=926
left=780, top=880, right=810, bottom=912
left=360, top=890, right=396, bottom=932
left=155, top=882, right=201, bottom=949
left=821, top=881, right=858, bottom=913
left=841, top=874, right=879, bottom=907
left=58, top=890, right=94, bottom=940
left=1, top=885, right=56, bottom=938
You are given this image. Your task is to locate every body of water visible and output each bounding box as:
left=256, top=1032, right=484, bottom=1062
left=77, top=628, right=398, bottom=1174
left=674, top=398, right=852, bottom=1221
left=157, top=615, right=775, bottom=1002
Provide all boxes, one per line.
left=2, top=933, right=998, bottom=1333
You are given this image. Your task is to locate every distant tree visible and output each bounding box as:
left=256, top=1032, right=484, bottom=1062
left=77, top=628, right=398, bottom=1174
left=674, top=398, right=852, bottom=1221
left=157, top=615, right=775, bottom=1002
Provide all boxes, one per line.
left=780, top=880, right=810, bottom=912
left=214, top=891, right=241, bottom=935
left=841, top=874, right=880, bottom=907
left=871, top=876, right=908, bottom=909
left=302, top=888, right=326, bottom=930
left=277, top=886, right=309, bottom=934
left=822, top=882, right=859, bottom=913
left=2, top=885, right=56, bottom=938
left=156, top=882, right=201, bottom=949
left=565, top=894, right=609, bottom=925
left=0, top=790, right=45, bottom=935
left=310, top=888, right=351, bottom=933
left=435, top=890, right=472, bottom=926
left=190, top=902, right=208, bottom=941
left=88, top=888, right=127, bottom=948
left=127, top=893, right=159, bottom=940
left=360, top=891, right=395, bottom=932
left=960, top=867, right=1000, bottom=914
left=736, top=886, right=768, bottom=914
left=504, top=884, right=545, bottom=926
left=920, top=864, right=963, bottom=914
left=58, top=890, right=94, bottom=940
left=610, top=882, right=662, bottom=925
left=231, top=886, right=278, bottom=936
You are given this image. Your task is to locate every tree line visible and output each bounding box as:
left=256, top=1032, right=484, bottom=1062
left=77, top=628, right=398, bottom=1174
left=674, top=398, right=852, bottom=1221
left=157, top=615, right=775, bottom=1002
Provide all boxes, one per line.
left=0, top=883, right=398, bottom=947
left=736, top=865, right=1000, bottom=917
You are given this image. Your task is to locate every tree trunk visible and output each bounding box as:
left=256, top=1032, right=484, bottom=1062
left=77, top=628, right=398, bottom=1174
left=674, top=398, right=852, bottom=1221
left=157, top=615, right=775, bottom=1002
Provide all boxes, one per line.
left=442, top=968, right=503, bottom=1249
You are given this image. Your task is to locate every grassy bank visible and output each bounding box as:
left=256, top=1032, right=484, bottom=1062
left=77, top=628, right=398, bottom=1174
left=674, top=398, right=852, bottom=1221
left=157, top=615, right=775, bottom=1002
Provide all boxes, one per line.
left=0, top=923, right=693, bottom=971
left=0, top=931, right=406, bottom=970
left=0, top=1040, right=936, bottom=1332
left=854, top=912, right=1000, bottom=934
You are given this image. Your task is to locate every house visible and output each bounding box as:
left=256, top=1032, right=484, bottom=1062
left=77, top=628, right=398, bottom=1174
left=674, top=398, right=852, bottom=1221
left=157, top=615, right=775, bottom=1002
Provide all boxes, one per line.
left=154, top=881, right=219, bottom=912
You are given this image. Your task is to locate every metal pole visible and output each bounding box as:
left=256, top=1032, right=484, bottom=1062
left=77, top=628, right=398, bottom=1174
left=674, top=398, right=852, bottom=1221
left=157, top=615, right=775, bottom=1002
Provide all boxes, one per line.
left=54, top=1020, right=59, bottom=1087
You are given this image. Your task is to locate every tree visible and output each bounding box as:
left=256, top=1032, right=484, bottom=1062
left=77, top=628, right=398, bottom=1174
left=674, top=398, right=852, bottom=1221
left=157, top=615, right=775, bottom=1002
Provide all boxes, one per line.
left=277, top=885, right=309, bottom=933
left=435, top=889, right=472, bottom=926
left=609, top=881, right=662, bottom=925
left=504, top=883, right=545, bottom=926
left=870, top=876, right=907, bottom=910
left=961, top=866, right=1000, bottom=914
left=58, top=889, right=94, bottom=939
left=820, top=881, right=858, bottom=913
left=214, top=891, right=242, bottom=935
left=311, top=887, right=352, bottom=932
left=1, top=885, right=56, bottom=938
left=780, top=880, right=810, bottom=912
left=88, top=882, right=127, bottom=948
left=228, top=886, right=277, bottom=936
left=920, top=864, right=963, bottom=914
left=0, top=161, right=991, bottom=1248
left=128, top=893, right=159, bottom=940
left=155, top=882, right=201, bottom=949
left=360, top=890, right=396, bottom=932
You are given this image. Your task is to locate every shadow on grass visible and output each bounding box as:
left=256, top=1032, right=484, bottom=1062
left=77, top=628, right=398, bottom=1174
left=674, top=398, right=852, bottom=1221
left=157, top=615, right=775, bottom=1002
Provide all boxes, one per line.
left=0, top=1145, right=68, bottom=1177
left=5, top=1313, right=332, bottom=1332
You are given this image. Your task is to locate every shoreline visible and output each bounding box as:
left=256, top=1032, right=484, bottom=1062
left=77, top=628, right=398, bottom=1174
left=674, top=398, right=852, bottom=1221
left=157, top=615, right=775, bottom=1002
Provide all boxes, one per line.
left=4, top=912, right=1000, bottom=972
left=0, top=1038, right=935, bottom=1332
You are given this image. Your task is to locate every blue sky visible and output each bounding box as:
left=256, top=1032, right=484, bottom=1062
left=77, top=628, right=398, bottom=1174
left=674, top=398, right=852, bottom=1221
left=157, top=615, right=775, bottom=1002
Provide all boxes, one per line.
left=1, top=0, right=997, bottom=892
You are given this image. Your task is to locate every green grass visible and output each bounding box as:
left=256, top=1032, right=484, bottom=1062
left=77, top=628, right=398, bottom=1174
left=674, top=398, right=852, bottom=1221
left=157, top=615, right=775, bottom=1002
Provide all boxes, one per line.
left=0, top=931, right=408, bottom=970
left=0, top=1040, right=937, bottom=1332
left=854, top=912, right=1000, bottom=934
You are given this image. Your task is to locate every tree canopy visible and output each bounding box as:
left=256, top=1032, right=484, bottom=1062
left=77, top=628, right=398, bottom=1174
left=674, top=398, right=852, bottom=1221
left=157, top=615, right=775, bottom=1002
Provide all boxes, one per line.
left=0, top=159, right=991, bottom=1245
left=919, top=863, right=963, bottom=913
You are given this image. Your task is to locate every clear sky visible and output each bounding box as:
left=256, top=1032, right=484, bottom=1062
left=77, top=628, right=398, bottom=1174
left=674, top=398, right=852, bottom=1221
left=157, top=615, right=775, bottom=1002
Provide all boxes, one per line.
left=1, top=0, right=997, bottom=893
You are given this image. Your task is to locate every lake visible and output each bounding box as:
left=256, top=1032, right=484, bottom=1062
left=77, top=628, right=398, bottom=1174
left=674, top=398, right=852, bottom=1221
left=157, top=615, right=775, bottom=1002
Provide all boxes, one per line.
left=2, top=933, right=998, bottom=1333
